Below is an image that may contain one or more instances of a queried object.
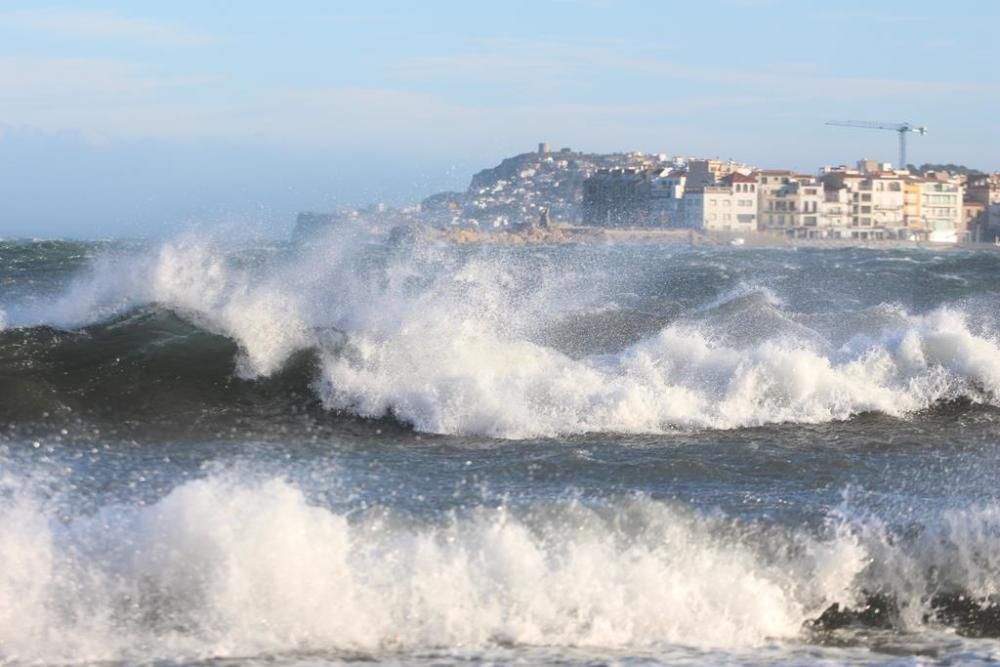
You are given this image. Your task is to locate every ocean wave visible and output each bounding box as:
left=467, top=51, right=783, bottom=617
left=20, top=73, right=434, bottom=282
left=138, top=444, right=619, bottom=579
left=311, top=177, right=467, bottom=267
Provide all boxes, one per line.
left=316, top=308, right=1000, bottom=437
left=3, top=472, right=1000, bottom=663
left=3, top=237, right=1000, bottom=437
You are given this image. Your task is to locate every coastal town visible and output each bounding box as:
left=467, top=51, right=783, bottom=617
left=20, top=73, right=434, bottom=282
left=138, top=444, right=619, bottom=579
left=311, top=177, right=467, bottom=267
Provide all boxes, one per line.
left=295, top=143, right=1000, bottom=245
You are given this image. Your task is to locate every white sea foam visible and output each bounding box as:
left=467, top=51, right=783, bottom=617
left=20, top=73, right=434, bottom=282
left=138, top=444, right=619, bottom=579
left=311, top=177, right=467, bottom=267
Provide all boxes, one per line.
left=17, top=235, right=1000, bottom=437
left=317, top=308, right=1000, bottom=437
left=3, top=472, right=1000, bottom=664
left=23, top=236, right=318, bottom=378
left=0, top=472, right=858, bottom=663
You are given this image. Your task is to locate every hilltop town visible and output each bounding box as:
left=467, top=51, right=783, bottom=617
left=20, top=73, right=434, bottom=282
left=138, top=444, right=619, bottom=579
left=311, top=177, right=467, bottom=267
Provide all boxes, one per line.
left=295, top=143, right=1000, bottom=245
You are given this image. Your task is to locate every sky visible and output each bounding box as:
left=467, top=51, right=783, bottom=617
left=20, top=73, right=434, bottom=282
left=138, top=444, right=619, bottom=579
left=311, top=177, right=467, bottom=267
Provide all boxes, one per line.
left=1, top=1, right=998, bottom=239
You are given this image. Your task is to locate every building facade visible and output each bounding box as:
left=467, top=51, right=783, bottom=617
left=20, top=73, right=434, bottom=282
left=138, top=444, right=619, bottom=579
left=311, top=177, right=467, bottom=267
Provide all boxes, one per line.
left=965, top=173, right=1000, bottom=241
left=686, top=159, right=754, bottom=188
left=681, top=173, right=758, bottom=231
left=757, top=170, right=830, bottom=237
left=820, top=165, right=907, bottom=240
left=918, top=179, right=963, bottom=243
left=649, top=170, right=687, bottom=226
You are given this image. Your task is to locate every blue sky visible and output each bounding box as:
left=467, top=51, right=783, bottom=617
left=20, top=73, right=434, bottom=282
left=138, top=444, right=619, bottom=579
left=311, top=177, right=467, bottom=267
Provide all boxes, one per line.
left=1, top=1, right=997, bottom=238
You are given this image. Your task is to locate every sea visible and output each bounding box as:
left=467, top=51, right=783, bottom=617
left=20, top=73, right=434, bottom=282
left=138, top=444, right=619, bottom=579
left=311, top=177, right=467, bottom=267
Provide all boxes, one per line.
left=2, top=232, right=1000, bottom=666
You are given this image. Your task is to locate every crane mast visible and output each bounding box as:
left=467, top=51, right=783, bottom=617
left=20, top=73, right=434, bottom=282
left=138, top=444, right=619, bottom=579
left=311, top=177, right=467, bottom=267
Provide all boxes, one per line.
left=826, top=120, right=928, bottom=170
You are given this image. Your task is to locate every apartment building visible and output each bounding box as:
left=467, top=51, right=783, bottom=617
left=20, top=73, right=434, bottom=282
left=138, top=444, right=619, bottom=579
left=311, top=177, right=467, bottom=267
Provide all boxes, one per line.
left=757, top=170, right=827, bottom=237
left=904, top=180, right=922, bottom=229
left=918, top=179, right=963, bottom=243
left=965, top=173, right=1000, bottom=241
left=820, top=165, right=906, bottom=240
left=682, top=173, right=758, bottom=231
left=964, top=201, right=986, bottom=242
left=649, top=169, right=686, bottom=226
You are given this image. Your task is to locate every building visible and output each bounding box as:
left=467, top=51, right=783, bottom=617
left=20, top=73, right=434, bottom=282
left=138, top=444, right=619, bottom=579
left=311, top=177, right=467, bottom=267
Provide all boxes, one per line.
left=681, top=173, right=758, bottom=232
left=757, top=170, right=827, bottom=237
left=904, top=180, right=923, bottom=233
left=966, top=173, right=1000, bottom=241
left=964, top=201, right=986, bottom=242
left=649, top=169, right=687, bottom=225
left=582, top=168, right=653, bottom=226
left=819, top=163, right=907, bottom=240
left=917, top=179, right=963, bottom=243
left=687, top=159, right=754, bottom=188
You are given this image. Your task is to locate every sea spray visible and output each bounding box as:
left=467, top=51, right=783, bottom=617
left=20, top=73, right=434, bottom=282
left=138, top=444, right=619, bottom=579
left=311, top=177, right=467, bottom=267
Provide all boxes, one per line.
left=3, top=236, right=1000, bottom=437
left=0, top=471, right=851, bottom=663
left=316, top=312, right=1000, bottom=437
left=6, top=468, right=1000, bottom=663
left=6, top=238, right=1000, bottom=665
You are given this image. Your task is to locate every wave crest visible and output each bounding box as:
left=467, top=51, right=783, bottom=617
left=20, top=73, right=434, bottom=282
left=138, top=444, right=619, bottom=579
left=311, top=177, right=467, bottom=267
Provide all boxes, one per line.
left=4, top=237, right=1000, bottom=437
left=5, top=473, right=1000, bottom=663
left=318, top=309, right=1000, bottom=437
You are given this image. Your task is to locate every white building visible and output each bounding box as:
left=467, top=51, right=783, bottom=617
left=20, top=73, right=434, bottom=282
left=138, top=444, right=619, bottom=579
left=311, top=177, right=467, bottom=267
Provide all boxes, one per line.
left=918, top=179, right=963, bottom=243
left=820, top=163, right=906, bottom=240
left=682, top=173, right=758, bottom=231
left=650, top=169, right=687, bottom=225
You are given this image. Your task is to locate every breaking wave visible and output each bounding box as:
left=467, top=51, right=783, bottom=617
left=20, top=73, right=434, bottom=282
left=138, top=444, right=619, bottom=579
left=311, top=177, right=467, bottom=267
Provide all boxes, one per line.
left=2, top=236, right=1000, bottom=437
left=3, top=471, right=1000, bottom=664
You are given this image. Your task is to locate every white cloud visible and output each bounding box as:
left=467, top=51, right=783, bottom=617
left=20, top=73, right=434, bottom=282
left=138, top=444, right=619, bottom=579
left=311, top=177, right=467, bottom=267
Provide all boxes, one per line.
left=0, top=9, right=210, bottom=45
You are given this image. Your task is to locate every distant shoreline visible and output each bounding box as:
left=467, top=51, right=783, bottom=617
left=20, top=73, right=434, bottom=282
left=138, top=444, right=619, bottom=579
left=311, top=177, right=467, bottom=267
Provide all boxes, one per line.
left=411, top=224, right=1000, bottom=251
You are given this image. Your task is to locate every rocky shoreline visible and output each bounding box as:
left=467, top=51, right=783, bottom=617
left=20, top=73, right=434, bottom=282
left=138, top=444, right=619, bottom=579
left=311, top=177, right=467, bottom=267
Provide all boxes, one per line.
left=389, top=224, right=999, bottom=250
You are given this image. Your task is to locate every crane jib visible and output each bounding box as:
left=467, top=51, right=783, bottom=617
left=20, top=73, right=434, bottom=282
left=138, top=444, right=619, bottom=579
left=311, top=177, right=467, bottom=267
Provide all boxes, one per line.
left=825, top=120, right=928, bottom=169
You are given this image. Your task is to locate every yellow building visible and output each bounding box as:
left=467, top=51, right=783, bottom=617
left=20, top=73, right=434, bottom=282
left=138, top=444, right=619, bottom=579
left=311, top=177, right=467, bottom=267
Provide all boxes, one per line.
left=904, top=180, right=925, bottom=238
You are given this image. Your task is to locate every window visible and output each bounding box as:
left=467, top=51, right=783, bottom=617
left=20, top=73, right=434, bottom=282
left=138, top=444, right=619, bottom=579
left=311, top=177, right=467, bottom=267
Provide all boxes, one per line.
left=861, top=194, right=872, bottom=202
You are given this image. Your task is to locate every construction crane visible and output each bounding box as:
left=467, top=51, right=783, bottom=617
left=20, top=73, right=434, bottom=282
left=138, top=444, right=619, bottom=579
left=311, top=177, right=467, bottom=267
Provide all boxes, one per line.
left=826, top=120, right=928, bottom=170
